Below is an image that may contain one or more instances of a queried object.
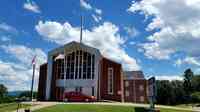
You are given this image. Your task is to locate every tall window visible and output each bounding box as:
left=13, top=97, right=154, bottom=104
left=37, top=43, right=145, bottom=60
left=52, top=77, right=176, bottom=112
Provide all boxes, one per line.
left=64, top=50, right=95, bottom=80
left=108, top=67, right=114, bottom=94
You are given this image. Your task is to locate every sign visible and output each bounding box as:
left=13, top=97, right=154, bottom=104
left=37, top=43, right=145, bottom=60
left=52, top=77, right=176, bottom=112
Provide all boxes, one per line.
left=148, top=77, right=156, bottom=110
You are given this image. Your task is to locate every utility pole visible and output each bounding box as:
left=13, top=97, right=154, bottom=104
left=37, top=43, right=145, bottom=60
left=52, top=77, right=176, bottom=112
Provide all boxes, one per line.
left=80, top=15, right=83, bottom=43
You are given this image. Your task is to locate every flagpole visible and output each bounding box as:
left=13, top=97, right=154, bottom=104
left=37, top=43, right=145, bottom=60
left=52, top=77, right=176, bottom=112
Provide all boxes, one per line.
left=30, top=60, right=36, bottom=101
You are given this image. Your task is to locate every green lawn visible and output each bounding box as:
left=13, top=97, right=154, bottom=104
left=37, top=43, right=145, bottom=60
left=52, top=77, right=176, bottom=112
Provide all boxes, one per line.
left=0, top=103, right=31, bottom=112
left=33, top=104, right=193, bottom=112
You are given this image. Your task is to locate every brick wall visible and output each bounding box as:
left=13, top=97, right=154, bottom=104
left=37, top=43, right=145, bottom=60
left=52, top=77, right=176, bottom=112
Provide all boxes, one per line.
left=124, top=79, right=148, bottom=103
left=37, top=63, right=47, bottom=101
left=50, top=59, right=64, bottom=101
left=100, top=58, right=123, bottom=101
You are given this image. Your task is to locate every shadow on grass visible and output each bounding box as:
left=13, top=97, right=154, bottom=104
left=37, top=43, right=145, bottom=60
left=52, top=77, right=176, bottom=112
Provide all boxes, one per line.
left=134, top=107, right=148, bottom=112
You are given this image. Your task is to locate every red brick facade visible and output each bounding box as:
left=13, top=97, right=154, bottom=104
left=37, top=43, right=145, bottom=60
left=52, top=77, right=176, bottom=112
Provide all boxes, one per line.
left=124, top=79, right=148, bottom=103
left=100, top=58, right=123, bottom=101
left=50, top=59, right=64, bottom=101
left=37, top=63, right=47, bottom=101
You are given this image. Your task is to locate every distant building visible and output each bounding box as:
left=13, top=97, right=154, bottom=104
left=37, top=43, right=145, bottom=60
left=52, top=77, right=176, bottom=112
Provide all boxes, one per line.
left=37, top=41, right=147, bottom=103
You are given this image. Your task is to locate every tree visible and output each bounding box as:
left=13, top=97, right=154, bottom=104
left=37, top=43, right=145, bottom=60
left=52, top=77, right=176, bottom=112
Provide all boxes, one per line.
left=19, top=91, right=37, bottom=99
left=191, top=75, right=200, bottom=92
left=0, top=84, right=7, bottom=98
left=156, top=80, right=187, bottom=105
left=191, top=92, right=200, bottom=103
left=156, top=80, right=174, bottom=105
left=183, top=68, right=194, bottom=95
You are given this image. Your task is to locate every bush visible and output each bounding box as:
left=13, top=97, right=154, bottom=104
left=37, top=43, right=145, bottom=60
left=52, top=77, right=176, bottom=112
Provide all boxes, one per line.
left=0, top=96, right=15, bottom=103
left=191, top=92, right=200, bottom=103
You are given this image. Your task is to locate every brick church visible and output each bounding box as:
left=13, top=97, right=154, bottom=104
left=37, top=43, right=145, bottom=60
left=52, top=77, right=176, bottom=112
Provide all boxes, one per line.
left=37, top=41, right=148, bottom=103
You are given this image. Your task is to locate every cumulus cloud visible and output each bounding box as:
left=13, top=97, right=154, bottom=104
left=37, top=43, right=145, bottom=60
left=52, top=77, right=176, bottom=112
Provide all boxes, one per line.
left=92, top=14, right=102, bottom=22
left=80, top=0, right=103, bottom=22
left=0, top=44, right=47, bottom=91
left=80, top=0, right=92, bottom=10
left=124, top=26, right=139, bottom=37
left=155, top=75, right=183, bottom=81
left=1, top=44, right=47, bottom=67
left=95, top=8, right=102, bottom=15
left=175, top=57, right=200, bottom=67
left=35, top=20, right=140, bottom=70
left=0, top=23, right=18, bottom=34
left=23, top=1, right=41, bottom=13
left=128, top=0, right=200, bottom=61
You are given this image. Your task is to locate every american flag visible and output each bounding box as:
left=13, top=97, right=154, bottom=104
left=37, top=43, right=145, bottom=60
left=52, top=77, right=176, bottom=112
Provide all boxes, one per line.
left=32, top=55, right=36, bottom=65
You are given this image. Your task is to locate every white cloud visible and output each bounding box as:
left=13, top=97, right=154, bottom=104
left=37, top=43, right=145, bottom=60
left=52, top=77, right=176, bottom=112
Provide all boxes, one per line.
left=1, top=44, right=47, bottom=67
left=124, top=26, right=139, bottom=37
left=175, top=57, right=200, bottom=67
left=95, top=8, right=102, bottom=15
left=155, top=75, right=183, bottom=81
left=0, top=60, right=33, bottom=91
left=128, top=0, right=200, bottom=60
left=23, top=1, right=41, bottom=13
left=80, top=0, right=92, bottom=10
left=0, top=44, right=47, bottom=91
left=35, top=20, right=140, bottom=70
left=80, top=0, right=103, bottom=20
left=92, top=14, right=102, bottom=22
left=0, top=23, right=18, bottom=34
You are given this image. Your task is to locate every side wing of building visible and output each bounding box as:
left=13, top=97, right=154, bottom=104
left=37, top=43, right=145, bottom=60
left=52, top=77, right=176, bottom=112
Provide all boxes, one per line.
left=37, top=63, right=47, bottom=101
left=100, top=58, right=123, bottom=102
left=123, top=71, right=148, bottom=103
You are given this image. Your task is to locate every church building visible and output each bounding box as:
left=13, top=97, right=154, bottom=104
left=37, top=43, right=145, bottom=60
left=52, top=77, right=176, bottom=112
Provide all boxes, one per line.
left=37, top=41, right=148, bottom=103
left=38, top=41, right=123, bottom=101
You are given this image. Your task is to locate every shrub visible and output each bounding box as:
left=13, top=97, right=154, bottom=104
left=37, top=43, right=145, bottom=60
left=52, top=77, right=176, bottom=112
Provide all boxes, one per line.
left=191, top=92, right=200, bottom=103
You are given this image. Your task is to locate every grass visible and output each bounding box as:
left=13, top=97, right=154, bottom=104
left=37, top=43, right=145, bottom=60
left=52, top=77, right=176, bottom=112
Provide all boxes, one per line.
left=33, top=104, right=193, bottom=112
left=0, top=103, right=31, bottom=112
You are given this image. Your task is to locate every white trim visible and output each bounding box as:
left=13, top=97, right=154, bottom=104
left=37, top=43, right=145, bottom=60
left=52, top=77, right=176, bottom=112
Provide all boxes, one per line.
left=45, top=55, right=53, bottom=100
left=108, top=67, right=114, bottom=95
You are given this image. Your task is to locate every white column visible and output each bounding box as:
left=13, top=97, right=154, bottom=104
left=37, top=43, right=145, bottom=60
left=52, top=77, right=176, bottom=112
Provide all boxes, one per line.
left=81, top=51, right=83, bottom=79
left=64, top=51, right=66, bottom=93
left=77, top=50, right=80, bottom=79
left=46, top=55, right=53, bottom=100
left=74, top=51, right=76, bottom=79
left=91, top=54, right=93, bottom=79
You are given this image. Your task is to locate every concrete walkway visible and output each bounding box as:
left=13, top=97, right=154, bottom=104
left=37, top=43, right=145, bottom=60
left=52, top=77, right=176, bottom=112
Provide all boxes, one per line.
left=13, top=101, right=199, bottom=112
left=12, top=102, right=57, bottom=112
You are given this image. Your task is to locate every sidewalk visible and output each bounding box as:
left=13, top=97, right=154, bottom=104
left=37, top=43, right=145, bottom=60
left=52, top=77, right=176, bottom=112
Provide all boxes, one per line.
left=12, top=102, right=57, bottom=112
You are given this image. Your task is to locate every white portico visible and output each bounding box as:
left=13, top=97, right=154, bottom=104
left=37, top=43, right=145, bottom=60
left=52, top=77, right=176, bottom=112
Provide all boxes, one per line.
left=45, top=41, right=102, bottom=100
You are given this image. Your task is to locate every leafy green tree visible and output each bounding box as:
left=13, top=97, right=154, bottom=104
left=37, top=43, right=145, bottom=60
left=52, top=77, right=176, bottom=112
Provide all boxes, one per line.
left=156, top=80, right=187, bottom=105
left=183, top=68, right=194, bottom=95
left=0, top=84, right=7, bottom=98
left=191, top=75, right=200, bottom=92
left=19, top=91, right=37, bottom=99
left=156, top=80, right=174, bottom=105
left=191, top=92, right=200, bottom=103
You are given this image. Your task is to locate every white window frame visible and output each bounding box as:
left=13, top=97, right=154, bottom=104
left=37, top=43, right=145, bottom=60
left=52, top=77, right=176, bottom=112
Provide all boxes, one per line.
left=140, top=96, right=144, bottom=102
left=125, top=90, right=129, bottom=97
left=125, top=81, right=129, bottom=87
left=139, top=85, right=144, bottom=91
left=108, top=67, right=114, bottom=95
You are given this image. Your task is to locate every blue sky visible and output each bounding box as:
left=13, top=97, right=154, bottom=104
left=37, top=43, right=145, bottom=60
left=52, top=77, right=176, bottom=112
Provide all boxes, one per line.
left=0, top=0, right=200, bottom=91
